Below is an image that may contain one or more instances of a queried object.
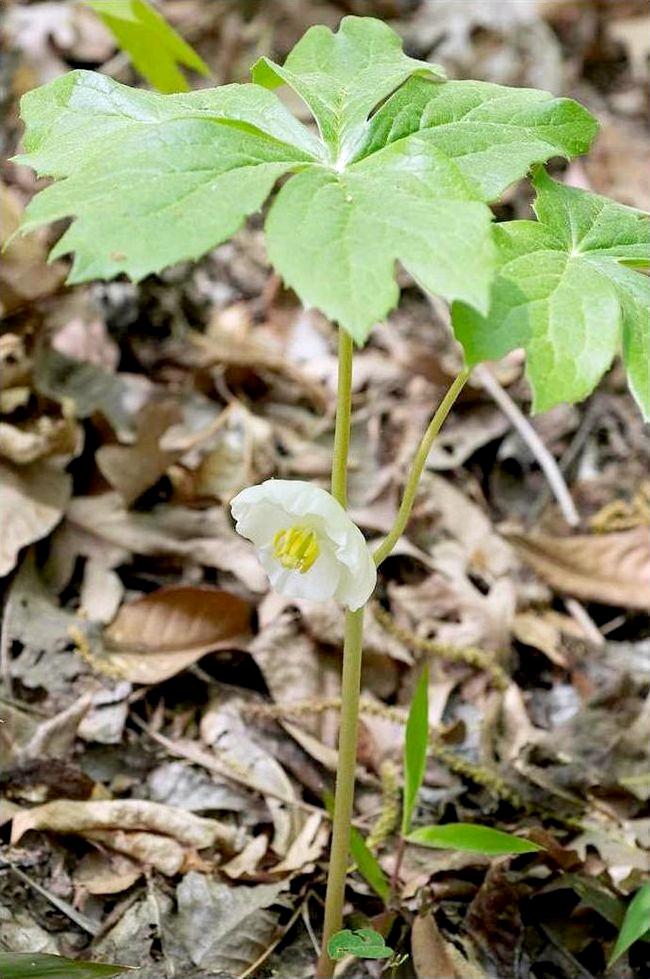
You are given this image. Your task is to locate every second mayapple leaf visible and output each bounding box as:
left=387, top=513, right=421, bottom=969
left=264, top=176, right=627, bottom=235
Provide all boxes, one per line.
left=16, top=16, right=597, bottom=343
left=453, top=168, right=650, bottom=419
left=86, top=0, right=210, bottom=94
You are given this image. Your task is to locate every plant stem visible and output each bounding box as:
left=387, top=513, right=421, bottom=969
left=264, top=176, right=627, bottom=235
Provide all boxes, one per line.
left=317, top=606, right=365, bottom=977
left=373, top=368, right=471, bottom=567
left=317, top=327, right=360, bottom=978
left=331, top=329, right=354, bottom=507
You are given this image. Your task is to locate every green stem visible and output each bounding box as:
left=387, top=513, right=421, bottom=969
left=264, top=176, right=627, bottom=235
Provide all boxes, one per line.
left=373, top=368, right=471, bottom=567
left=317, top=607, right=365, bottom=977
left=317, top=328, right=357, bottom=977
left=331, top=329, right=354, bottom=507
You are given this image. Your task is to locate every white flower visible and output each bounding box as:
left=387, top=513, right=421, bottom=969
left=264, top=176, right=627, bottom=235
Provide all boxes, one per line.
left=230, top=479, right=376, bottom=610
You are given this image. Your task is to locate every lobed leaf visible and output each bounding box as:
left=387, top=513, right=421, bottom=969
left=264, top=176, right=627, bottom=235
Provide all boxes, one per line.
left=86, top=0, right=210, bottom=93
left=252, top=16, right=443, bottom=166
left=16, top=71, right=317, bottom=283
left=453, top=168, right=650, bottom=418
left=16, top=17, right=598, bottom=344
left=327, top=928, right=394, bottom=961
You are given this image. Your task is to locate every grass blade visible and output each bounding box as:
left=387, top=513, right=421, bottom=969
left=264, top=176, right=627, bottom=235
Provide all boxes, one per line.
left=402, top=664, right=429, bottom=836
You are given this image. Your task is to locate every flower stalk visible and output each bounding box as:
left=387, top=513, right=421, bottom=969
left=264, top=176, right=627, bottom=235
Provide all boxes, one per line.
left=317, top=355, right=471, bottom=976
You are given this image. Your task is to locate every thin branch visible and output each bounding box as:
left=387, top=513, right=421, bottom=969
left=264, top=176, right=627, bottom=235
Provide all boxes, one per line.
left=474, top=364, right=580, bottom=528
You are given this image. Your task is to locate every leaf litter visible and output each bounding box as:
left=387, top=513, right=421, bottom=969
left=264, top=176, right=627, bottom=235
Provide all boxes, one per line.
left=1, top=1, right=650, bottom=977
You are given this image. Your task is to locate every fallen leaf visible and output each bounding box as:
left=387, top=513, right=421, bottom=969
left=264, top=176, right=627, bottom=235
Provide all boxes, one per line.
left=99, top=585, right=250, bottom=683
left=508, top=528, right=650, bottom=609
left=222, top=834, right=269, bottom=879
left=96, top=400, right=182, bottom=504
left=146, top=760, right=257, bottom=815
left=0, top=181, right=65, bottom=314
left=11, top=799, right=239, bottom=876
left=270, top=811, right=328, bottom=875
left=79, top=559, right=123, bottom=624
left=201, top=694, right=304, bottom=855
left=173, top=873, right=287, bottom=972
left=412, top=913, right=485, bottom=979
left=0, top=462, right=71, bottom=577
left=34, top=346, right=153, bottom=440
left=0, top=416, right=79, bottom=466
left=74, top=851, right=142, bottom=896
left=426, top=406, right=509, bottom=470
left=64, top=492, right=268, bottom=591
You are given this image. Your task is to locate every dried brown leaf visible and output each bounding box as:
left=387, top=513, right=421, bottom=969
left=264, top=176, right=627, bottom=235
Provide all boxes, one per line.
left=0, top=416, right=79, bottom=466
left=412, top=913, right=486, bottom=979
left=74, top=850, right=142, bottom=895
left=0, top=182, right=65, bottom=314
left=65, top=492, right=268, bottom=591
left=96, top=400, right=182, bottom=505
left=508, top=527, right=650, bottom=609
left=0, top=462, right=71, bottom=577
left=11, top=799, right=239, bottom=875
left=101, top=585, right=250, bottom=683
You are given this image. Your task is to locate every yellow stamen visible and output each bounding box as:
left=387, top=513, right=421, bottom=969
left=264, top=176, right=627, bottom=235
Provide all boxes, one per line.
left=273, top=524, right=320, bottom=574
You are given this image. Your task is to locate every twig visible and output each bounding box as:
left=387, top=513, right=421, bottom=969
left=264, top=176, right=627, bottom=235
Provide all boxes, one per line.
left=564, top=598, right=604, bottom=647
left=474, top=364, right=580, bottom=528
left=3, top=861, right=99, bottom=935
left=530, top=400, right=601, bottom=523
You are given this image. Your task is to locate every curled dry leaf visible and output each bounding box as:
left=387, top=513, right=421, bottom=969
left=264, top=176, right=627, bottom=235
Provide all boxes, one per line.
left=11, top=799, right=239, bottom=876
left=508, top=527, right=650, bottom=610
left=101, top=585, right=251, bottom=683
left=0, top=416, right=79, bottom=466
left=0, top=461, right=71, bottom=577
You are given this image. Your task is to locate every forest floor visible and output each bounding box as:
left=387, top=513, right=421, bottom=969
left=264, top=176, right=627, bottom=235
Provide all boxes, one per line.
left=1, top=1, right=649, bottom=977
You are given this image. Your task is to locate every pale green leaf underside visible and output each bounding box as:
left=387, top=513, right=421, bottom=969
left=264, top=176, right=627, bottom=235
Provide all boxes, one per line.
left=453, top=169, right=650, bottom=418
left=86, top=0, right=210, bottom=94
left=16, top=16, right=598, bottom=343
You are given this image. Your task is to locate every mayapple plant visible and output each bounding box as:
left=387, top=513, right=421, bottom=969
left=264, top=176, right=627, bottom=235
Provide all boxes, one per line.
left=13, top=14, right=649, bottom=976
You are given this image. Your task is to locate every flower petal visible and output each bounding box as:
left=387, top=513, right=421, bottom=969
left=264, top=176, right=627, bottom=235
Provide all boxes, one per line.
left=230, top=479, right=375, bottom=609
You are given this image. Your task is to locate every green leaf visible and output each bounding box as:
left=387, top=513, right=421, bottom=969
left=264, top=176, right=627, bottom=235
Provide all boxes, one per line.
left=453, top=168, right=650, bottom=419
left=407, top=823, right=544, bottom=856
left=402, top=665, right=429, bottom=836
left=16, top=17, right=598, bottom=343
left=265, top=166, right=494, bottom=343
left=252, top=16, right=443, bottom=165
left=327, top=928, right=394, bottom=961
left=16, top=71, right=318, bottom=283
left=608, top=883, right=650, bottom=967
left=0, top=953, right=133, bottom=978
left=86, top=0, right=210, bottom=93
left=350, top=827, right=391, bottom=903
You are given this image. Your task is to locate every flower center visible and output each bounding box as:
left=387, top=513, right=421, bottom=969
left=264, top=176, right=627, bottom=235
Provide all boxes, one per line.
left=273, top=524, right=320, bottom=574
